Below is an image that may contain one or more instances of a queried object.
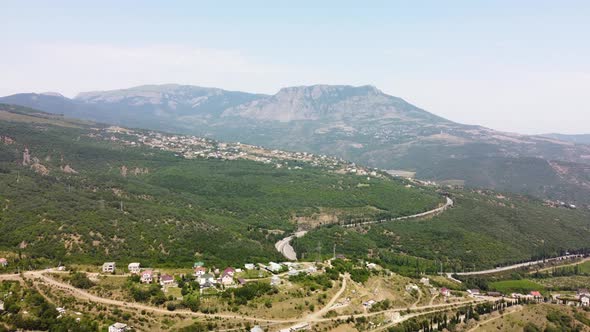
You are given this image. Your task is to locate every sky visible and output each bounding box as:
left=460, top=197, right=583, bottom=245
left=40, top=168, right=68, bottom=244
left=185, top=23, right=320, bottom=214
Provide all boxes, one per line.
left=1, top=0, right=589, bottom=134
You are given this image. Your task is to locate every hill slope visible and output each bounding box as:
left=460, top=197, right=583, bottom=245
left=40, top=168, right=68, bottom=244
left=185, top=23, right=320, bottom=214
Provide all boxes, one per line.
left=294, top=188, right=590, bottom=272
left=3, top=85, right=590, bottom=206
left=0, top=104, right=442, bottom=267
left=543, top=133, right=590, bottom=145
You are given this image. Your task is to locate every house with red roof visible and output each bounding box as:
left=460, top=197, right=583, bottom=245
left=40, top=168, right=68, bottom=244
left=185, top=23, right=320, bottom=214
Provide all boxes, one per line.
left=220, top=269, right=235, bottom=286
left=141, top=270, right=153, bottom=284
left=223, top=267, right=235, bottom=277
left=0, top=258, right=7, bottom=267
left=159, top=274, right=175, bottom=287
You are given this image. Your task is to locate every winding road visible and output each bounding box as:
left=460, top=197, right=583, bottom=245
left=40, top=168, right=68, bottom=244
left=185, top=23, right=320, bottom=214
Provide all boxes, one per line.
left=275, top=196, right=454, bottom=260
left=451, top=254, right=585, bottom=276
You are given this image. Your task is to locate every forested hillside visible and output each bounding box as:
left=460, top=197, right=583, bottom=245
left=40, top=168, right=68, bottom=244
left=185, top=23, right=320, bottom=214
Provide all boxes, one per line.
left=0, top=104, right=441, bottom=268
left=294, top=189, right=590, bottom=273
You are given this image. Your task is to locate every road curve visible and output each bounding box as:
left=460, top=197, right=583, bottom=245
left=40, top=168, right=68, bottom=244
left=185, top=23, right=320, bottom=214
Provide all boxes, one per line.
left=274, top=231, right=307, bottom=260
left=342, top=196, right=453, bottom=228
left=275, top=196, right=453, bottom=260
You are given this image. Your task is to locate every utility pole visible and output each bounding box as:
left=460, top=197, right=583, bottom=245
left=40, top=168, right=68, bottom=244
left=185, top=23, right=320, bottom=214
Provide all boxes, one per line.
left=16, top=171, right=19, bottom=184
left=120, top=200, right=124, bottom=212
left=316, top=241, right=322, bottom=263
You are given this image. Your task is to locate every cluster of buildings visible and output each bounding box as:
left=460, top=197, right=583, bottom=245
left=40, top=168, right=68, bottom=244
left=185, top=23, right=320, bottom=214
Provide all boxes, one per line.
left=543, top=199, right=578, bottom=209
left=100, top=260, right=320, bottom=293
left=554, top=289, right=590, bottom=307
left=90, top=126, right=380, bottom=177
left=101, top=262, right=175, bottom=287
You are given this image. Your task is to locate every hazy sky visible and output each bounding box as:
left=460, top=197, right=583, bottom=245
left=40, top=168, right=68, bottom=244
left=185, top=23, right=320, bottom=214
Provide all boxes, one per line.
left=1, top=1, right=589, bottom=134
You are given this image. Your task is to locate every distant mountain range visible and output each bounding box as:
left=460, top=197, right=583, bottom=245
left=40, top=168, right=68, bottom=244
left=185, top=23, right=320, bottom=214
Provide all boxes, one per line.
left=2, top=84, right=590, bottom=206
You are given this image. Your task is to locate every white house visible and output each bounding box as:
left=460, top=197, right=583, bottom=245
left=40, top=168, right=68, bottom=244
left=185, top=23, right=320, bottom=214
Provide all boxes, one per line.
left=128, top=262, right=141, bottom=274
left=220, top=272, right=234, bottom=286
left=268, top=262, right=282, bottom=272
left=160, top=274, right=175, bottom=287
left=244, top=263, right=255, bottom=270
left=467, top=289, right=481, bottom=296
left=420, top=277, right=430, bottom=286
left=581, top=295, right=590, bottom=307
left=102, top=262, right=116, bottom=273
left=223, top=267, right=235, bottom=277
left=141, top=270, right=153, bottom=284
left=198, top=273, right=216, bottom=286
left=108, top=323, right=128, bottom=332
left=193, top=266, right=207, bottom=277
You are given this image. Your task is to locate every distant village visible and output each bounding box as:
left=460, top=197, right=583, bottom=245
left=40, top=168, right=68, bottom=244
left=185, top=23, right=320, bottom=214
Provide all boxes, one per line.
left=91, top=126, right=381, bottom=178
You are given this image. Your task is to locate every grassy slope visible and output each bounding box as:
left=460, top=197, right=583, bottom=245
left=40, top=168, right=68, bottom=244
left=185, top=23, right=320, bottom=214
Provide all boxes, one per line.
left=0, top=105, right=441, bottom=268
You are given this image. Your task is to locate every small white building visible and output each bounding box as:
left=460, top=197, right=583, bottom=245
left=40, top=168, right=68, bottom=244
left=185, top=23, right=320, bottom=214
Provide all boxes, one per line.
left=268, top=262, right=282, bottom=272
left=128, top=262, right=141, bottom=274
left=160, top=274, right=175, bottom=287
left=419, top=277, right=430, bottom=286
left=108, top=322, right=128, bottom=332
left=141, top=270, right=153, bottom=284
left=251, top=325, right=265, bottom=332
left=193, top=266, right=207, bottom=277
left=102, top=262, right=116, bottom=273
left=220, top=273, right=234, bottom=286
left=581, top=295, right=590, bottom=307
left=244, top=263, right=255, bottom=270
left=198, top=273, right=216, bottom=286
left=467, top=289, right=481, bottom=296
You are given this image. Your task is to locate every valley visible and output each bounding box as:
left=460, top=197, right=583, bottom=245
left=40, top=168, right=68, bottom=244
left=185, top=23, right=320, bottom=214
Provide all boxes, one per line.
left=0, top=104, right=589, bottom=331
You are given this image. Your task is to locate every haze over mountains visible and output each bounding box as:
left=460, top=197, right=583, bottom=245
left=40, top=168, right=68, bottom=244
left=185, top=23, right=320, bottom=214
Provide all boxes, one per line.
left=2, top=84, right=590, bottom=206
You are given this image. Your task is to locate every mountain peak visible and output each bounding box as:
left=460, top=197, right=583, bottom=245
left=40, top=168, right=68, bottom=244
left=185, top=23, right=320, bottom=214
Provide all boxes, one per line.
left=275, top=84, right=383, bottom=100
left=40, top=92, right=66, bottom=98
